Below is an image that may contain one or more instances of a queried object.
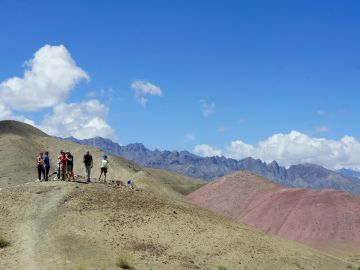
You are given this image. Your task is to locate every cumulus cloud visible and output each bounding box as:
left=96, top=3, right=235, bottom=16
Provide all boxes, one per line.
left=0, top=104, right=14, bottom=119
left=194, top=144, right=222, bottom=157
left=223, top=131, right=360, bottom=170
left=131, top=80, right=162, bottom=105
left=226, top=140, right=255, bottom=159
left=0, top=44, right=89, bottom=112
left=0, top=44, right=117, bottom=139
left=200, top=100, right=215, bottom=117
left=41, top=99, right=115, bottom=139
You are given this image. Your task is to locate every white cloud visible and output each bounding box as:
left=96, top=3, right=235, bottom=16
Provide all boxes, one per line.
left=226, top=140, right=255, bottom=159
left=0, top=44, right=89, bottom=112
left=0, top=104, right=13, bottom=119
left=131, top=80, right=162, bottom=95
left=315, top=125, right=329, bottom=133
left=131, top=80, right=162, bottom=105
left=223, top=131, right=360, bottom=170
left=137, top=96, right=148, bottom=106
left=87, top=88, right=114, bottom=104
left=194, top=144, right=222, bottom=157
left=0, top=104, right=35, bottom=125
left=200, top=100, right=215, bottom=117
left=0, top=45, right=116, bottom=140
left=41, top=99, right=115, bottom=140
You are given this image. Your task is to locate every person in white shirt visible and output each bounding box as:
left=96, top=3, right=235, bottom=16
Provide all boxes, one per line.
left=98, top=155, right=109, bottom=182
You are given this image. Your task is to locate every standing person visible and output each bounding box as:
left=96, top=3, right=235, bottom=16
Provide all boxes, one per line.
left=58, top=151, right=66, bottom=181
left=98, top=155, right=109, bottom=182
left=66, top=152, right=74, bottom=181
left=43, top=151, right=51, bottom=181
left=55, top=153, right=60, bottom=180
left=127, top=179, right=134, bottom=189
left=36, top=152, right=45, bottom=182
left=83, top=151, right=93, bottom=183
left=56, top=151, right=62, bottom=180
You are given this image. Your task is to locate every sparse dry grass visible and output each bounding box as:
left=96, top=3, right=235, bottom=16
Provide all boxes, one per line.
left=116, top=252, right=132, bottom=269
left=129, top=239, right=168, bottom=257
left=0, top=235, right=10, bottom=248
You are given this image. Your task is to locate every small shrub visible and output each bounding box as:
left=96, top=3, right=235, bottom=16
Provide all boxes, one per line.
left=0, top=236, right=10, bottom=248
left=116, top=252, right=132, bottom=269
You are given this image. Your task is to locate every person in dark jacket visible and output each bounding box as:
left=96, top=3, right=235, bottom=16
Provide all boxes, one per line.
left=66, top=152, right=74, bottom=181
left=83, top=151, right=93, bottom=182
left=43, top=151, right=51, bottom=181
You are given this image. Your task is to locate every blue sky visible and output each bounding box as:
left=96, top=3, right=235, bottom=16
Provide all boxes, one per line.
left=1, top=0, right=360, bottom=169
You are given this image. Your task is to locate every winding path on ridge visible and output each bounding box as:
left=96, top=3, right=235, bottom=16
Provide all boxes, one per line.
left=15, top=182, right=72, bottom=270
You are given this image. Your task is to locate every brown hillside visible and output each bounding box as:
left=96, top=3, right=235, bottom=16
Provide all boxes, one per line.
left=0, top=181, right=353, bottom=270
left=0, top=120, right=48, bottom=137
left=0, top=121, right=357, bottom=269
left=185, top=171, right=360, bottom=257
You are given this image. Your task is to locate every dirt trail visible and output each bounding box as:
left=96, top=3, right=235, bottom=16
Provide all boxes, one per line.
left=16, top=184, right=70, bottom=270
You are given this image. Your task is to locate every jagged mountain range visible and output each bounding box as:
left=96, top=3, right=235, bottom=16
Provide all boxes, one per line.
left=64, top=136, right=360, bottom=195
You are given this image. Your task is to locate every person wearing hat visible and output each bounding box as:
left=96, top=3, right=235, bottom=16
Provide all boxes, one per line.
left=98, top=154, right=109, bottom=182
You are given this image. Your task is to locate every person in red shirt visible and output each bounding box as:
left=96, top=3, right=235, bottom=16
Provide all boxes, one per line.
left=58, top=151, right=66, bottom=181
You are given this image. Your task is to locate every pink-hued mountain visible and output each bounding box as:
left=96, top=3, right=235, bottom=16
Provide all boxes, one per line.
left=185, top=171, right=360, bottom=256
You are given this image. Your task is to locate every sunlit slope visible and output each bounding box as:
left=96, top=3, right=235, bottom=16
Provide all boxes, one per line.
left=0, top=181, right=353, bottom=270
left=0, top=120, right=204, bottom=199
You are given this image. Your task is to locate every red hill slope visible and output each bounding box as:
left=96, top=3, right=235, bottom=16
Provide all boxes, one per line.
left=185, top=171, right=360, bottom=256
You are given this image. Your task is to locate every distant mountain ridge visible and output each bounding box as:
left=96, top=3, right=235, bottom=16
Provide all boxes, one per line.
left=337, top=168, right=360, bottom=179
left=65, top=136, right=360, bottom=195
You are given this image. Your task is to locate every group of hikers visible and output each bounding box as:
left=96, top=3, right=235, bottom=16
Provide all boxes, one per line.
left=36, top=150, right=109, bottom=183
